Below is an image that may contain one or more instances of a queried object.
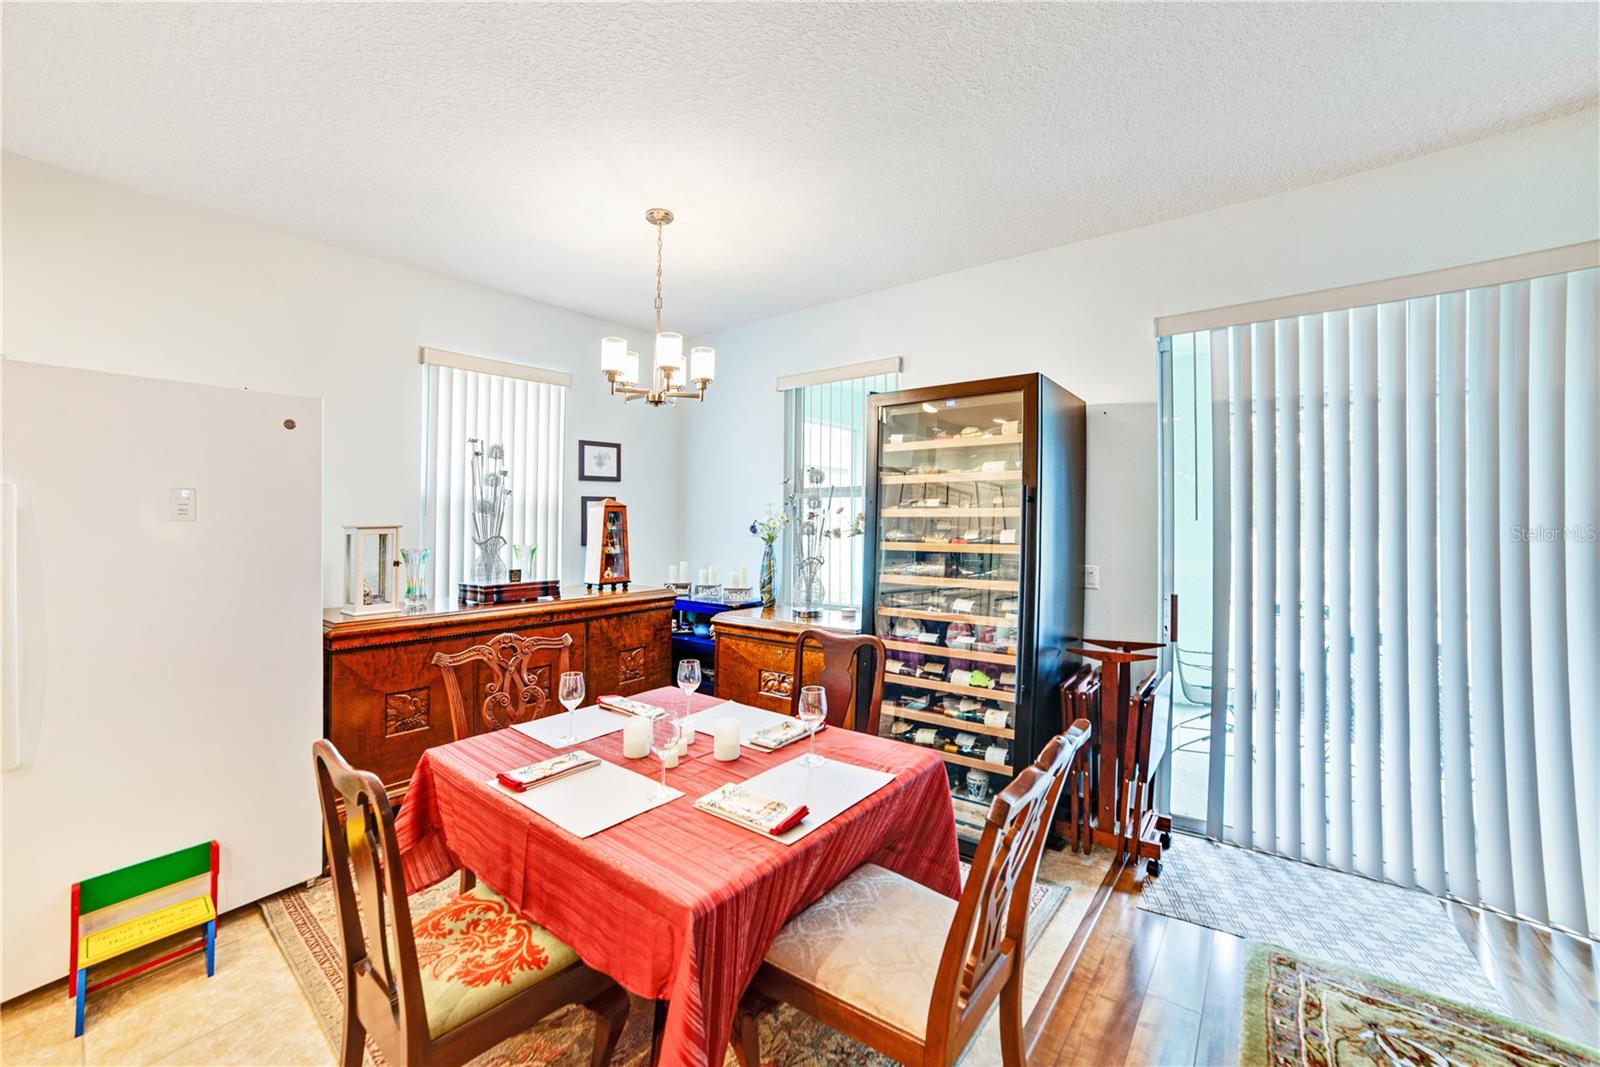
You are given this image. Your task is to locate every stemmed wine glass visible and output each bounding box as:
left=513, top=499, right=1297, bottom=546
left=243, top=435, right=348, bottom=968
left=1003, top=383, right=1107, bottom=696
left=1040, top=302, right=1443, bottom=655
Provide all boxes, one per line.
left=552, top=670, right=584, bottom=746
left=676, top=659, right=702, bottom=744
left=797, top=685, right=826, bottom=767
left=648, top=714, right=683, bottom=803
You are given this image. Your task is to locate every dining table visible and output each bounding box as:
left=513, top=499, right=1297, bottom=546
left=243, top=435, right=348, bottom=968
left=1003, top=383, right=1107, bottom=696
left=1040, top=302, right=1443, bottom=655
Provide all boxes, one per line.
left=394, top=685, right=961, bottom=1067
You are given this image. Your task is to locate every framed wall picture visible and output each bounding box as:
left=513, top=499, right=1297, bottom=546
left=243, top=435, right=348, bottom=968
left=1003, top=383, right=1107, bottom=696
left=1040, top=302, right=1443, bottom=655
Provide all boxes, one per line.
left=580, top=495, right=609, bottom=546
left=578, top=439, right=621, bottom=482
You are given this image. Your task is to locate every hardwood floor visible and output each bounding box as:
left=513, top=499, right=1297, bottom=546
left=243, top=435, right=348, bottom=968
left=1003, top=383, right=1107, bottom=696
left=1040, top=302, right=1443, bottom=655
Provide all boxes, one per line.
left=1030, top=855, right=1600, bottom=1066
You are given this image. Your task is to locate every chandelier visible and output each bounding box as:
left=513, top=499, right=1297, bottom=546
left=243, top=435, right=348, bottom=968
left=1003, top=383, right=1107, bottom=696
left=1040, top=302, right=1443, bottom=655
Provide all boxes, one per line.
left=600, top=208, right=715, bottom=406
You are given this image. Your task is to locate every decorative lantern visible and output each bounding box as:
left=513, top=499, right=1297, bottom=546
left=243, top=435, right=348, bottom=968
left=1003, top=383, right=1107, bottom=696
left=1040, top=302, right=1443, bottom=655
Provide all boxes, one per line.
left=340, top=524, right=404, bottom=616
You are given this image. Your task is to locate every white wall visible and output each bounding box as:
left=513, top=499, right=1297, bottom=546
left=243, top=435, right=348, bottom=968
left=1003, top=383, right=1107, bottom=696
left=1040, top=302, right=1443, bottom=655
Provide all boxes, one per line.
left=1, top=154, right=684, bottom=604
left=681, top=109, right=1600, bottom=640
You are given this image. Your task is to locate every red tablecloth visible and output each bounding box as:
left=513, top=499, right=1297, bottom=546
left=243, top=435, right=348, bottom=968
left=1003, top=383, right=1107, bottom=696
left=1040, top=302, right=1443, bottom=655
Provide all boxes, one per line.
left=395, top=686, right=960, bottom=1067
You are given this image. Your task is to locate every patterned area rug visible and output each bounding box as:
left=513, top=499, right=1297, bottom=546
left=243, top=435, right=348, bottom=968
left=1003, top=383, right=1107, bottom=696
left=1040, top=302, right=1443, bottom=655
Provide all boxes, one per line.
left=260, top=865, right=1067, bottom=1066
left=1240, top=943, right=1599, bottom=1067
left=1139, top=834, right=1506, bottom=1014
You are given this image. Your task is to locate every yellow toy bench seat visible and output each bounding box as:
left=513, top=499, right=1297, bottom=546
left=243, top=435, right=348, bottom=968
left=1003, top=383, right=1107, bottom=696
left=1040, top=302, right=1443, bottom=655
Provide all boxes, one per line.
left=70, top=841, right=219, bottom=1037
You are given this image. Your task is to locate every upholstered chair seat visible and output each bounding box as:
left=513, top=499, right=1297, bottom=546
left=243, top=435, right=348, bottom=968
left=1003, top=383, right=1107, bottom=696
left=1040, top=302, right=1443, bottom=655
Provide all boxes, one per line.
left=734, top=721, right=1093, bottom=1067
left=408, top=883, right=582, bottom=1039
left=762, top=864, right=958, bottom=1039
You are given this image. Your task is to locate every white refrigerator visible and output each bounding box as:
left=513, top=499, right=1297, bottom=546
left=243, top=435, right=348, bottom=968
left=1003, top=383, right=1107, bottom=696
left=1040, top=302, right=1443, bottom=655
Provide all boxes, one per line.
left=1, top=360, right=324, bottom=1000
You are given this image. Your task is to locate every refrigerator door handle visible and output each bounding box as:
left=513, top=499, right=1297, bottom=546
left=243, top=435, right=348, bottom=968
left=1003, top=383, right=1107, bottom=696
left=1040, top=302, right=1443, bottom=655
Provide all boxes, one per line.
left=2, top=483, right=20, bottom=771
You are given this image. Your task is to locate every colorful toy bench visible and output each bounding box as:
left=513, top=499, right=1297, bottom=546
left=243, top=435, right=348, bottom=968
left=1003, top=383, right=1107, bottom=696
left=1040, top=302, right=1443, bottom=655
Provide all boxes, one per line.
left=69, top=841, right=219, bottom=1037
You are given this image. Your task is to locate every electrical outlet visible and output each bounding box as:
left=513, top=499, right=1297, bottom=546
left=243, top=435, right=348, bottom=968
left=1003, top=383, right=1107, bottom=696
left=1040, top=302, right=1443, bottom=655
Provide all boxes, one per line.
left=1081, top=564, right=1100, bottom=590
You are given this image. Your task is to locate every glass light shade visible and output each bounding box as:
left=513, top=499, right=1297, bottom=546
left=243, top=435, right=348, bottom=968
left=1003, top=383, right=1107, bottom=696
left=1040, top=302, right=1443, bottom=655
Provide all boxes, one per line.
left=620, top=351, right=640, bottom=385
left=600, top=336, right=628, bottom=374
left=690, top=346, right=716, bottom=382
left=655, top=332, right=685, bottom=375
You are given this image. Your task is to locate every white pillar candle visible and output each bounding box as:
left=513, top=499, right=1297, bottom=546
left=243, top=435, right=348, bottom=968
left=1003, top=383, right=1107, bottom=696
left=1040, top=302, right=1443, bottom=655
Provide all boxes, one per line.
left=662, top=746, right=679, bottom=770
left=714, top=717, right=741, bottom=761
left=622, top=716, right=650, bottom=758
left=677, top=717, right=697, bottom=755
left=679, top=560, right=689, bottom=581
left=707, top=565, right=718, bottom=585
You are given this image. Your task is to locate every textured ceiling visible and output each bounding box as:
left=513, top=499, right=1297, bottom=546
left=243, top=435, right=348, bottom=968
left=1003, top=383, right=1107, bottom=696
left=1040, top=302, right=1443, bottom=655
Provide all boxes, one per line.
left=4, top=3, right=1596, bottom=334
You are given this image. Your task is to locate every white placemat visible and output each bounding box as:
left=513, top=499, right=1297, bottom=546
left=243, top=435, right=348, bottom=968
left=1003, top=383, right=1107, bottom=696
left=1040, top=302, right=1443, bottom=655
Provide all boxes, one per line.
left=490, top=759, right=682, bottom=838
left=687, top=700, right=796, bottom=748
left=702, top=756, right=894, bottom=845
left=511, top=705, right=629, bottom=747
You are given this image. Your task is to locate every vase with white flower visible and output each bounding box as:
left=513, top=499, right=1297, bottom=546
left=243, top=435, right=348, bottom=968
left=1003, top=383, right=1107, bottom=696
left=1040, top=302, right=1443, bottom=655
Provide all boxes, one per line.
left=749, top=505, right=785, bottom=609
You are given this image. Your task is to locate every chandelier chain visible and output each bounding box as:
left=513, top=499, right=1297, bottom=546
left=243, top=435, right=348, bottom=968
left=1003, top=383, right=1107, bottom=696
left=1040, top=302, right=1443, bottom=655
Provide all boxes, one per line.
left=654, top=220, right=665, bottom=334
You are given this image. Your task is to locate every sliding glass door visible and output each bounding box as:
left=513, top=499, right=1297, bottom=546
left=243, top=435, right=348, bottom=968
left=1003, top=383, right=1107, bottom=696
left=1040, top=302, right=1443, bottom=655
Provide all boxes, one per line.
left=1157, top=265, right=1598, bottom=938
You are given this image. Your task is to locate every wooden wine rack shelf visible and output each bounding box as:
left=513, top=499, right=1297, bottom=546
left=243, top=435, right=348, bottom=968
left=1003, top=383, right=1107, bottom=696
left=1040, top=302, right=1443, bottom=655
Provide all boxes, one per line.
left=881, top=433, right=1023, bottom=453
left=882, top=638, right=1016, bottom=665
left=884, top=673, right=1016, bottom=702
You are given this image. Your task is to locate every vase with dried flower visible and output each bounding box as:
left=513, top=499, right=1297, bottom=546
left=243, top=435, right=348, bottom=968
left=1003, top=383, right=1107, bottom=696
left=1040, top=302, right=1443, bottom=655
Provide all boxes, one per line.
left=469, top=438, right=511, bottom=583
left=783, top=467, right=864, bottom=619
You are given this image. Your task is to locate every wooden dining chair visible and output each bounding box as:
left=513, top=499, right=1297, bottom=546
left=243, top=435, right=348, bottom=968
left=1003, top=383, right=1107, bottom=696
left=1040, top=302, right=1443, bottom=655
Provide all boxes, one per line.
left=789, top=629, right=886, bottom=735
left=433, top=632, right=573, bottom=741
left=733, top=723, right=1093, bottom=1067
left=312, top=739, right=628, bottom=1067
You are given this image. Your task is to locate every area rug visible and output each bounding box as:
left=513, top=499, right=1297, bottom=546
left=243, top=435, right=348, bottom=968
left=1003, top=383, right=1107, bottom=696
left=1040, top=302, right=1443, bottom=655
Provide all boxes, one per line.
left=1240, top=943, right=1599, bottom=1067
left=1139, top=833, right=1506, bottom=1015
left=260, top=863, right=1068, bottom=1066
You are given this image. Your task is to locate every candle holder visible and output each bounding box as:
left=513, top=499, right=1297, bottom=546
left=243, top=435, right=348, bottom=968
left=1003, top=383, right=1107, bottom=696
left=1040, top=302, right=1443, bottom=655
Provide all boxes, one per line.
left=723, top=585, right=754, bottom=602
left=692, top=583, right=723, bottom=601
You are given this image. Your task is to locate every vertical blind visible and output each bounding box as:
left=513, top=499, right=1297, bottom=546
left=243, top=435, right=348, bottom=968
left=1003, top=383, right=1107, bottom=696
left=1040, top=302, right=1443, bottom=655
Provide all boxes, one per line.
left=783, top=369, right=899, bottom=608
left=423, top=364, right=565, bottom=595
left=1191, top=265, right=1598, bottom=937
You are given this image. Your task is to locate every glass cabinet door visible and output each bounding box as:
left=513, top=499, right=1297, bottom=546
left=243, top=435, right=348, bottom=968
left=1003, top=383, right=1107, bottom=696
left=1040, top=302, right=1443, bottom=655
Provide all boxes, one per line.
left=872, top=389, right=1024, bottom=838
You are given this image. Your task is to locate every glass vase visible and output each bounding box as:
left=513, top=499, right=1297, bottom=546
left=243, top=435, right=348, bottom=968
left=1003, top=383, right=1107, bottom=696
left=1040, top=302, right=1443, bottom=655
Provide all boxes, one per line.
left=759, top=543, right=776, bottom=609
left=794, top=555, right=824, bottom=619
left=401, top=547, right=431, bottom=609
left=473, top=535, right=507, bottom=584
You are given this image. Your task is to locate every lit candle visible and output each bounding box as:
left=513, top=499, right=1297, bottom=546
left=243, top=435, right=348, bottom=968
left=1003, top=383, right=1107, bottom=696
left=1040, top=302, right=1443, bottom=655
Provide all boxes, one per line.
left=714, top=717, right=741, bottom=761
left=622, top=717, right=650, bottom=758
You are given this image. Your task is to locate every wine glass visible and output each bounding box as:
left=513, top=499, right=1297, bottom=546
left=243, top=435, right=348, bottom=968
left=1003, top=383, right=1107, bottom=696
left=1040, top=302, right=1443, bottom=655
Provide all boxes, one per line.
left=552, top=670, right=584, bottom=746
left=677, top=658, right=702, bottom=739
left=797, top=685, right=826, bottom=767
left=648, top=714, right=683, bottom=803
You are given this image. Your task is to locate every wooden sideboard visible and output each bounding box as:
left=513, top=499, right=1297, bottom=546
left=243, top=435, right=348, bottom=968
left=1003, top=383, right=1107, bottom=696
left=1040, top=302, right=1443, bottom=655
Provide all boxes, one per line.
left=711, top=606, right=861, bottom=714
left=323, top=586, right=674, bottom=800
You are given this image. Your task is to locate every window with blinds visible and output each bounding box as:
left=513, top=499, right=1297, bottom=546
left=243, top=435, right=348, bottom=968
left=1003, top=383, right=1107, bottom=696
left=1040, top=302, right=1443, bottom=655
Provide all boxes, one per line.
left=422, top=360, right=566, bottom=597
left=782, top=367, right=901, bottom=609
left=1159, top=262, right=1598, bottom=938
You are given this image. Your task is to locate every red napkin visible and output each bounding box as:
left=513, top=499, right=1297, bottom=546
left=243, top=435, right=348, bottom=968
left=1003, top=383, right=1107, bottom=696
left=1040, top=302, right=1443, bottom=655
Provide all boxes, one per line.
left=770, top=804, right=810, bottom=834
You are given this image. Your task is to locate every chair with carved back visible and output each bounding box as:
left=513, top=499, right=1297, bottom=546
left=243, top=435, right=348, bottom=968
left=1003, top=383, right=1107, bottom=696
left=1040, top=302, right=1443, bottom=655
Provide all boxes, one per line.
left=312, top=739, right=628, bottom=1067
left=733, top=722, right=1093, bottom=1067
left=433, top=632, right=573, bottom=741
left=788, top=629, right=886, bottom=736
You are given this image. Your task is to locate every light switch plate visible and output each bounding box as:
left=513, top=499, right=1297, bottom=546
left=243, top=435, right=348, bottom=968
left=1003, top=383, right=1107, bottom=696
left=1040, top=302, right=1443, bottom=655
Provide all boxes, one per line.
left=1081, top=564, right=1100, bottom=590
left=169, top=487, right=197, bottom=521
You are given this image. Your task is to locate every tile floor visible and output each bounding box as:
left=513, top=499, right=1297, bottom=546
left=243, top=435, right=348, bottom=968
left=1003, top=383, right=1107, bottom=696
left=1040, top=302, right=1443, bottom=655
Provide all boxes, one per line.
left=2, top=847, right=1112, bottom=1067
left=2, top=907, right=328, bottom=1067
